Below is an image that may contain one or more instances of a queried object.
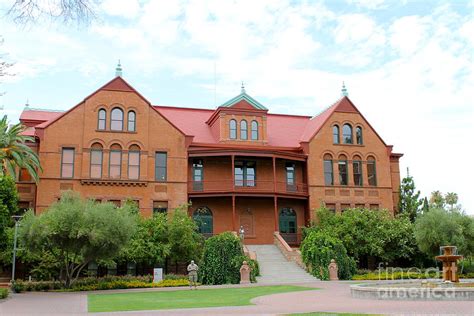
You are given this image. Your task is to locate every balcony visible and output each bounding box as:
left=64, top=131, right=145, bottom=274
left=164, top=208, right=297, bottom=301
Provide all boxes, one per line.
left=188, top=180, right=308, bottom=196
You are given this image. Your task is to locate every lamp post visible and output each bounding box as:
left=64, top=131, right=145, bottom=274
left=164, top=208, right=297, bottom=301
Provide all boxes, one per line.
left=11, top=215, right=23, bottom=283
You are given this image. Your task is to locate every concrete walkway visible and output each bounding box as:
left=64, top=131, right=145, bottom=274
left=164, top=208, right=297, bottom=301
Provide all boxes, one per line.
left=246, top=245, right=317, bottom=284
left=0, top=281, right=473, bottom=315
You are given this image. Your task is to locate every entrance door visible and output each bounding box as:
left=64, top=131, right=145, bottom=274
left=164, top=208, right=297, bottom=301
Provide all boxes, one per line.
left=279, top=208, right=297, bottom=244
left=193, top=206, right=213, bottom=238
left=239, top=209, right=255, bottom=238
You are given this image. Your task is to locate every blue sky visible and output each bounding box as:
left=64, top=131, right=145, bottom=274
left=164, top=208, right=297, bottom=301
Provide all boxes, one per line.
left=0, top=0, right=472, bottom=213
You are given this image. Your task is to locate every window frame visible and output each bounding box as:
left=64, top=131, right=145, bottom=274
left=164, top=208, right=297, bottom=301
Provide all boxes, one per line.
left=153, top=201, right=168, bottom=214
left=356, top=126, right=363, bottom=145
left=90, top=148, right=103, bottom=179
left=229, top=119, right=237, bottom=139
left=60, top=147, right=75, bottom=179
left=367, top=157, right=377, bottom=186
left=338, top=158, right=348, bottom=186
left=251, top=120, right=258, bottom=140
left=109, top=149, right=122, bottom=179
left=127, top=149, right=140, bottom=180
left=127, top=111, right=136, bottom=132
left=353, top=159, right=363, bottom=186
left=98, top=109, right=106, bottom=130
left=155, top=152, right=167, bottom=182
left=333, top=125, right=340, bottom=144
left=324, top=158, right=334, bottom=186
left=240, top=120, right=248, bottom=140
left=343, top=124, right=353, bottom=144
left=110, top=107, right=124, bottom=131
left=234, top=160, right=256, bottom=187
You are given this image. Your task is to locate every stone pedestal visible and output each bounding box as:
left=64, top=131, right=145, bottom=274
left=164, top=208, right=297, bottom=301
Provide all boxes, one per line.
left=240, top=261, right=251, bottom=284
left=328, top=259, right=338, bottom=281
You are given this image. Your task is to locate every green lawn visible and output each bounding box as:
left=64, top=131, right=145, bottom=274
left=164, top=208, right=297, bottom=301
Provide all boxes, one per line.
left=88, top=285, right=315, bottom=312
left=289, top=313, right=381, bottom=316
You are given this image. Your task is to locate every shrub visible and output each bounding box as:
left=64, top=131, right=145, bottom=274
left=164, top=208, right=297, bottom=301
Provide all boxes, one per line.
left=300, top=229, right=356, bottom=280
left=199, top=232, right=244, bottom=285
left=0, top=288, right=8, bottom=299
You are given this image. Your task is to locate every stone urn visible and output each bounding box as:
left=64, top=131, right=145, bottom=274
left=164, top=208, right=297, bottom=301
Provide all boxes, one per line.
left=328, top=259, right=339, bottom=281
left=240, top=261, right=251, bottom=284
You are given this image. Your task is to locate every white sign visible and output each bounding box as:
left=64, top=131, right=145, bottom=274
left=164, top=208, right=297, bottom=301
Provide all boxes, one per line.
left=153, top=268, right=163, bottom=283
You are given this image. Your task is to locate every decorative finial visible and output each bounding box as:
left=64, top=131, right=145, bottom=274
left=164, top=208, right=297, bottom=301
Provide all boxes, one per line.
left=241, top=81, right=246, bottom=94
left=341, top=81, right=348, bottom=97
left=115, top=60, right=122, bottom=77
left=25, top=98, right=30, bottom=109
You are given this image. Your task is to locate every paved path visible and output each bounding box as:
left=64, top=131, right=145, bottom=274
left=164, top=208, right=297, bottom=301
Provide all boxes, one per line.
left=0, top=281, right=473, bottom=315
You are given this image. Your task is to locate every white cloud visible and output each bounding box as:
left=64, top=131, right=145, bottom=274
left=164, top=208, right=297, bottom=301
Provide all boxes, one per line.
left=100, top=0, right=141, bottom=19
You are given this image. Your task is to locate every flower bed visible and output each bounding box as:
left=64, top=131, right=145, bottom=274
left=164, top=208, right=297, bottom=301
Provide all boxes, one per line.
left=11, top=275, right=191, bottom=293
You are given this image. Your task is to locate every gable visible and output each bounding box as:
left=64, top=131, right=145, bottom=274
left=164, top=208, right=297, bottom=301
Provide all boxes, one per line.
left=221, top=92, right=268, bottom=110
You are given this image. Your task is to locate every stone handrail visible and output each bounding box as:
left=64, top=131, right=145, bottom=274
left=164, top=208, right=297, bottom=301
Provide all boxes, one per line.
left=273, top=231, right=305, bottom=269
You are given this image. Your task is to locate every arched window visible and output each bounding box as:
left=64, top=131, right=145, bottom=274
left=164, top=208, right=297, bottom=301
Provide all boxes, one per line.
left=111, top=108, right=124, bottom=131
left=128, top=111, right=136, bottom=132
left=98, top=109, right=106, bottom=130
left=128, top=145, right=140, bottom=180
left=279, top=208, right=297, bottom=243
left=356, top=126, right=363, bottom=144
left=229, top=119, right=237, bottom=139
left=90, top=143, right=103, bottom=179
left=333, top=125, right=339, bottom=144
left=251, top=120, right=258, bottom=140
left=193, top=207, right=213, bottom=237
left=240, top=120, right=248, bottom=140
left=109, top=144, right=122, bottom=179
left=338, top=154, right=348, bottom=185
left=367, top=156, right=377, bottom=186
left=343, top=124, right=353, bottom=144
left=353, top=155, right=362, bottom=186
left=323, top=153, right=333, bottom=185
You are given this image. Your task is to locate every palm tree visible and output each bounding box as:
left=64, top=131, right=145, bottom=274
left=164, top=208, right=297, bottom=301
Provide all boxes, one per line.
left=0, top=115, right=41, bottom=182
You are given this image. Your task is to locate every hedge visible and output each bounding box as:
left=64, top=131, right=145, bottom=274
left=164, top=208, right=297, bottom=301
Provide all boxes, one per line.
left=11, top=274, right=190, bottom=293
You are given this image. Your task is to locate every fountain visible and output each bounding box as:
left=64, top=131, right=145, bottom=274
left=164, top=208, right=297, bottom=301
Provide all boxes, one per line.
left=350, top=245, right=473, bottom=301
left=435, top=246, right=463, bottom=282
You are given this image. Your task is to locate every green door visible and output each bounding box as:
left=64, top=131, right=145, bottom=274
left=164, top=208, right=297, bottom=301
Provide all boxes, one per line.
left=279, top=208, right=296, bottom=234
left=193, top=207, right=213, bottom=237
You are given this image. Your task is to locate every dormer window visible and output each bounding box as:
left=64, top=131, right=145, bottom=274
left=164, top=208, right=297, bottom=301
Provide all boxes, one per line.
left=240, top=120, right=248, bottom=140
left=229, top=119, right=237, bottom=139
left=111, top=108, right=124, bottom=131
left=251, top=120, right=258, bottom=140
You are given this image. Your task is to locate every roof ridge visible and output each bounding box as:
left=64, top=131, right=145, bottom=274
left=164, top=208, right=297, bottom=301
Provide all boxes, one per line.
left=311, top=97, right=343, bottom=119
left=23, top=107, right=65, bottom=112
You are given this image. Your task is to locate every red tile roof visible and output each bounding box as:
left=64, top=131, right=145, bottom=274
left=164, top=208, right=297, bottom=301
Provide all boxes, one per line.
left=20, top=109, right=63, bottom=123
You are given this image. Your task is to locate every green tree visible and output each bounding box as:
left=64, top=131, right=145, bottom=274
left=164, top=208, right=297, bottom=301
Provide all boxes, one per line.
left=421, top=197, right=430, bottom=214
left=0, top=175, right=18, bottom=263
left=300, top=229, right=356, bottom=280
left=398, top=168, right=422, bottom=222
left=430, top=191, right=445, bottom=209
left=168, top=205, right=204, bottom=273
left=199, top=232, right=244, bottom=285
left=445, top=192, right=459, bottom=211
left=19, top=191, right=136, bottom=287
left=0, top=116, right=42, bottom=182
left=414, top=208, right=474, bottom=258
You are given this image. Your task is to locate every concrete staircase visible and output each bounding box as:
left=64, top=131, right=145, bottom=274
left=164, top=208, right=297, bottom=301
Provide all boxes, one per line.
left=246, top=245, right=318, bottom=284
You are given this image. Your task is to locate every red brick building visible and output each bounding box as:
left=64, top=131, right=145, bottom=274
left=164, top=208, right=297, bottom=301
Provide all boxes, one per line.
left=17, top=75, right=402, bottom=245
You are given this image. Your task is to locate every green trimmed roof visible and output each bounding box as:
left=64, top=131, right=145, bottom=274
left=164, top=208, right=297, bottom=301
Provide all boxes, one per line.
left=220, top=92, right=268, bottom=110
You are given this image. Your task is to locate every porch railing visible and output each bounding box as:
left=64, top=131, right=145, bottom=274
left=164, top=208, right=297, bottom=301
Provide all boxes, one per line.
left=280, top=233, right=303, bottom=246
left=188, top=180, right=308, bottom=195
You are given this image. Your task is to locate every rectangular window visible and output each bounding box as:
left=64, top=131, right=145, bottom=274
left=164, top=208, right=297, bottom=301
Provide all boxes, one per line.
left=153, top=201, right=168, bottom=214
left=355, top=203, right=365, bottom=209
left=370, top=204, right=379, bottom=210
left=324, top=160, right=333, bottom=185
left=192, top=159, right=203, bottom=191
left=234, top=161, right=256, bottom=187
left=338, top=160, right=348, bottom=185
left=109, top=200, right=121, bottom=207
left=128, top=151, right=140, bottom=180
left=367, top=160, right=377, bottom=186
left=109, top=150, right=122, bottom=179
left=61, top=148, right=75, bottom=178
left=326, top=203, right=336, bottom=213
left=285, top=162, right=296, bottom=191
left=341, top=203, right=351, bottom=212
left=155, top=152, right=167, bottom=181
left=353, top=160, right=362, bottom=186
left=90, top=149, right=103, bottom=179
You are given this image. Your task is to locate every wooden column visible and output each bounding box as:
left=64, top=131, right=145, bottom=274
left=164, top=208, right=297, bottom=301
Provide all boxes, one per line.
left=231, top=155, right=235, bottom=190
left=274, top=196, right=278, bottom=231
left=272, top=156, right=277, bottom=192
left=232, top=195, right=236, bottom=231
